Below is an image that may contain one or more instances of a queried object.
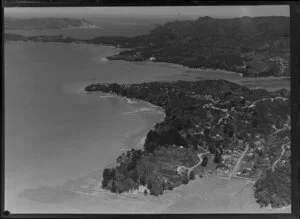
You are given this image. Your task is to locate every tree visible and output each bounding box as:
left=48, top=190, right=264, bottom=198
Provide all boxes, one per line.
left=144, top=130, right=159, bottom=153
left=252, top=119, right=258, bottom=128
left=182, top=174, right=189, bottom=184
left=189, top=171, right=196, bottom=180
left=144, top=189, right=148, bottom=196
left=162, top=179, right=166, bottom=191
left=214, top=150, right=222, bottom=163
left=204, top=128, right=210, bottom=137
left=147, top=180, right=153, bottom=190
left=172, top=118, right=184, bottom=130
left=121, top=89, right=127, bottom=96
left=111, top=179, right=117, bottom=193
left=102, top=168, right=112, bottom=188
left=150, top=178, right=163, bottom=196
left=110, top=167, right=116, bottom=180
left=129, top=170, right=139, bottom=183
left=215, top=140, right=222, bottom=148
left=208, top=143, right=216, bottom=154
left=201, top=156, right=209, bottom=166
left=110, top=83, right=120, bottom=93
left=103, top=168, right=111, bottom=178
left=228, top=130, right=235, bottom=138
left=140, top=173, right=147, bottom=186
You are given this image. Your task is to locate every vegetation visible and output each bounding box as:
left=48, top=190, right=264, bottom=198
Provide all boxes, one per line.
left=189, top=171, right=196, bottom=180
left=101, top=146, right=198, bottom=196
left=254, top=164, right=291, bottom=208
left=201, top=156, right=209, bottom=167
left=85, top=79, right=290, bottom=206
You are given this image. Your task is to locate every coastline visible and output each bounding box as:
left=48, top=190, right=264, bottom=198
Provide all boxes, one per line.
left=5, top=38, right=290, bottom=82
left=82, top=88, right=166, bottom=153
left=121, top=97, right=166, bottom=151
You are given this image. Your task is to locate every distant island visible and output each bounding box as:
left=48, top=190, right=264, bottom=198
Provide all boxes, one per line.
left=85, top=80, right=291, bottom=208
left=5, top=16, right=290, bottom=77
left=4, top=17, right=97, bottom=30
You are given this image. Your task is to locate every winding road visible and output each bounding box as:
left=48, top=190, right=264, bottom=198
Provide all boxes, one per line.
left=187, top=152, right=210, bottom=175
left=177, top=151, right=210, bottom=176
left=271, top=142, right=289, bottom=172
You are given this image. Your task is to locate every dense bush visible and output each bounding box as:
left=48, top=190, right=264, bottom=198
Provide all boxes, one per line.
left=254, top=165, right=291, bottom=208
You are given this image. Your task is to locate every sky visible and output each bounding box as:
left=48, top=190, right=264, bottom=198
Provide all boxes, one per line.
left=4, top=5, right=289, bottom=18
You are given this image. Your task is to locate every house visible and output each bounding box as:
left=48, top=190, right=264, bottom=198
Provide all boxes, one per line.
left=177, top=166, right=188, bottom=175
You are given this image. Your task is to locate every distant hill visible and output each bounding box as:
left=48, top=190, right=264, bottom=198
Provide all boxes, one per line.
left=4, top=17, right=97, bottom=30
left=89, top=16, right=290, bottom=77
left=4, top=16, right=290, bottom=77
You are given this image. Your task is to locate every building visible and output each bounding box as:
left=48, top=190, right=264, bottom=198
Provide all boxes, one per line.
left=177, top=166, right=188, bottom=175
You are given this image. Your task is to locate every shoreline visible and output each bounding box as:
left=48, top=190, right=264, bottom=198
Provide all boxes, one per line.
left=86, top=90, right=166, bottom=153
left=5, top=39, right=290, bottom=81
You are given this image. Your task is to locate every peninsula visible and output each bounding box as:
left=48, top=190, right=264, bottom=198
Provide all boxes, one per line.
left=85, top=79, right=291, bottom=208
left=5, top=17, right=97, bottom=30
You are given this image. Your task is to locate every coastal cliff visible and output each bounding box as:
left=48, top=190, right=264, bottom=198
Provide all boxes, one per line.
left=85, top=80, right=291, bottom=208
